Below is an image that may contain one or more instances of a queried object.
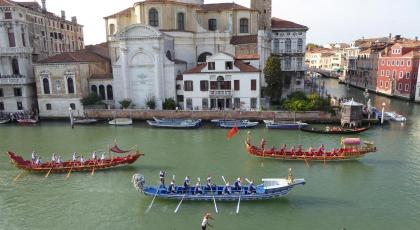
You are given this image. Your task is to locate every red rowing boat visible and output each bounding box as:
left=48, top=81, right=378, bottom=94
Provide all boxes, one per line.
left=245, top=132, right=377, bottom=161
left=7, top=147, right=144, bottom=173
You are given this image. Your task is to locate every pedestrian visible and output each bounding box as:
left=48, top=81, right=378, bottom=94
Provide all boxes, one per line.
left=201, top=213, right=214, bottom=230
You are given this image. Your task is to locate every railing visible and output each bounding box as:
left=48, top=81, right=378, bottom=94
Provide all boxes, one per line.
left=0, top=75, right=33, bottom=85
left=0, top=47, right=33, bottom=55
left=210, top=90, right=233, bottom=97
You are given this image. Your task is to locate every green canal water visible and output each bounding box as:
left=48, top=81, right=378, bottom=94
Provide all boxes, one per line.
left=1, top=79, right=420, bottom=230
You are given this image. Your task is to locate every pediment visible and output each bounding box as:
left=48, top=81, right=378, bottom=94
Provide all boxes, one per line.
left=116, top=24, right=162, bottom=40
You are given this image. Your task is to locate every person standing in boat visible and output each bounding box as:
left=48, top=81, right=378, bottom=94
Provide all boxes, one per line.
left=31, top=151, right=37, bottom=162
left=183, top=176, right=190, bottom=193
left=206, top=175, right=212, bottom=189
left=201, top=213, right=214, bottom=230
left=100, top=153, right=106, bottom=162
left=159, top=170, right=166, bottom=186
left=51, top=153, right=57, bottom=163
left=234, top=178, right=242, bottom=192
left=260, top=138, right=266, bottom=150
left=80, top=155, right=85, bottom=164
left=72, top=152, right=78, bottom=162
left=92, top=151, right=97, bottom=161
left=57, top=156, right=63, bottom=165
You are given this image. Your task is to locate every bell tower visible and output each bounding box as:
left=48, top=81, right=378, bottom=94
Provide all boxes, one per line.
left=251, top=0, right=272, bottom=30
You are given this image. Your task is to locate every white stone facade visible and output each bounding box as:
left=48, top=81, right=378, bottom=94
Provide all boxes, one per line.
left=415, top=60, right=420, bottom=102
left=183, top=53, right=260, bottom=111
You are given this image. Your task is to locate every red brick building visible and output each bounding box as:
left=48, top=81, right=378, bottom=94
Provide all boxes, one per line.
left=377, top=41, right=420, bottom=99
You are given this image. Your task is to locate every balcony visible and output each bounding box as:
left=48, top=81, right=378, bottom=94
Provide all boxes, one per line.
left=0, top=75, right=33, bottom=85
left=0, top=47, right=33, bottom=56
left=210, top=90, right=233, bottom=97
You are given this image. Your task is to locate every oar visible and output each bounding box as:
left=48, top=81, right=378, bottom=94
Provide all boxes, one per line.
left=303, top=155, right=310, bottom=168
left=174, top=194, right=186, bottom=213
left=146, top=181, right=160, bottom=213
left=236, top=187, right=242, bottom=214
left=91, top=162, right=96, bottom=176
left=13, top=171, right=25, bottom=182
left=222, top=176, right=227, bottom=184
left=66, top=165, right=73, bottom=179
left=45, top=164, right=54, bottom=178
left=209, top=185, right=218, bottom=213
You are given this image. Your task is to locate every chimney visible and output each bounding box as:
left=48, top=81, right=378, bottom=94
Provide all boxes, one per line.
left=41, top=0, right=46, bottom=11
left=61, top=10, right=65, bottom=20
left=71, top=16, right=77, bottom=23
left=395, top=35, right=401, bottom=41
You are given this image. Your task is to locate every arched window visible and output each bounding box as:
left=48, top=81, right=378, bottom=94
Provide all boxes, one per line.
left=239, top=18, right=249, bottom=33
left=149, top=8, right=159, bottom=27
left=109, top=24, right=115, bottom=35
left=21, top=27, right=26, bottom=47
left=98, top=85, right=106, bottom=100
left=67, top=77, right=75, bottom=94
left=12, top=59, right=20, bottom=75
left=285, top=38, right=292, bottom=52
left=106, top=85, right=113, bottom=100
left=177, top=12, right=185, bottom=31
left=197, top=52, right=212, bottom=63
left=208, top=19, right=217, bottom=31
left=8, top=28, right=15, bottom=47
left=91, top=85, right=97, bottom=94
left=166, top=50, right=172, bottom=60
left=43, top=78, right=50, bottom=94
left=69, top=103, right=76, bottom=110
left=297, top=39, right=303, bottom=51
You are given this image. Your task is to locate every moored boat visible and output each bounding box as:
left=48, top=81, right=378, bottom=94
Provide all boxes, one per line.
left=73, top=118, right=98, bottom=125
left=16, top=118, right=39, bottom=125
left=109, top=118, right=133, bottom=126
left=384, top=112, right=406, bottom=122
left=215, top=120, right=259, bottom=129
left=245, top=132, right=376, bottom=161
left=0, top=119, right=10, bottom=124
left=264, top=120, right=308, bottom=130
left=7, top=145, right=144, bottom=173
left=147, top=117, right=201, bottom=129
left=300, top=126, right=371, bottom=134
left=132, top=170, right=305, bottom=202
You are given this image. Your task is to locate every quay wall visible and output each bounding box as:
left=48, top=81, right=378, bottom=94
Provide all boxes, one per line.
left=84, top=109, right=339, bottom=122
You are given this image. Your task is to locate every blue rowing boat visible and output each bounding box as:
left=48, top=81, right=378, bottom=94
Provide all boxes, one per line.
left=213, top=120, right=259, bottom=129
left=132, top=172, right=305, bottom=201
left=147, top=117, right=202, bottom=129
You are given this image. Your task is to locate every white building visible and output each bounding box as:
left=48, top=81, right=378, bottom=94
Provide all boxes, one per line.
left=182, top=53, right=260, bottom=110
left=415, top=60, right=420, bottom=102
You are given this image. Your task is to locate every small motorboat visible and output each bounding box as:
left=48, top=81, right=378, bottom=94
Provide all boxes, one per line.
left=215, top=120, right=259, bottom=129
left=109, top=118, right=133, bottom=126
left=264, top=120, right=308, bottom=130
left=73, top=118, right=98, bottom=125
left=0, top=118, right=10, bottom=124
left=384, top=112, right=406, bottom=122
left=132, top=169, right=305, bottom=202
left=16, top=118, right=39, bottom=125
left=147, top=117, right=201, bottom=129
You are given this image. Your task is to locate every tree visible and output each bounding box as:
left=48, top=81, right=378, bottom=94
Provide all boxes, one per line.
left=263, top=55, right=284, bottom=104
left=80, top=93, right=103, bottom=106
left=307, top=43, right=321, bottom=50
left=119, top=99, right=132, bottom=109
left=145, top=95, right=156, bottom=109
left=163, top=98, right=176, bottom=110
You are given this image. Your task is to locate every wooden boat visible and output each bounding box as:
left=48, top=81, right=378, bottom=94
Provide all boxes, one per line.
left=7, top=145, right=144, bottom=173
left=16, top=118, right=39, bottom=125
left=245, top=132, right=376, bottom=161
left=0, top=119, right=10, bottom=124
left=132, top=171, right=305, bottom=202
left=215, top=120, right=259, bottom=129
left=264, top=120, right=308, bottom=130
left=73, top=118, right=98, bottom=125
left=300, top=126, right=370, bottom=134
left=109, top=118, right=133, bottom=126
left=147, top=117, right=201, bottom=129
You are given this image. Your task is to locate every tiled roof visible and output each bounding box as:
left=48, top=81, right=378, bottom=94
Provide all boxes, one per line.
left=90, top=73, right=113, bottom=80
left=38, top=45, right=109, bottom=64
left=0, top=0, right=14, bottom=6
left=184, top=63, right=207, bottom=74
left=85, top=43, right=110, bottom=60
left=271, top=17, right=308, bottom=30
left=236, top=53, right=259, bottom=60
left=230, top=35, right=257, bottom=45
left=199, top=3, right=251, bottom=11
left=184, top=60, right=259, bottom=74
left=16, top=1, right=41, bottom=10
left=104, top=7, right=132, bottom=19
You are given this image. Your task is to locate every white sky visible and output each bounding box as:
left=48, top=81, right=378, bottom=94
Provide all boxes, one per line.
left=34, top=0, right=420, bottom=45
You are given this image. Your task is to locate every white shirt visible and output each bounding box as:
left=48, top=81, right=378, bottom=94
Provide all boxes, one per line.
left=100, top=154, right=105, bottom=161
left=201, top=217, right=208, bottom=227
left=80, top=157, right=85, bottom=163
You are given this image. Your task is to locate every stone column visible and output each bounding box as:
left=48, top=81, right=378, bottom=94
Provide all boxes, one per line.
left=120, top=44, right=129, bottom=99
left=153, top=43, right=163, bottom=110
left=0, top=57, right=4, bottom=76
left=14, top=22, right=23, bottom=47
left=0, top=24, right=9, bottom=48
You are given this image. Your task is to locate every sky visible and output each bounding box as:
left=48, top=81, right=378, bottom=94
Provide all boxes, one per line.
left=36, top=0, right=420, bottom=45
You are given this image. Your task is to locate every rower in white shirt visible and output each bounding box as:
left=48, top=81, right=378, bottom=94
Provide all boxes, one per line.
left=100, top=153, right=106, bottom=162
left=72, top=152, right=78, bottom=161
left=80, top=155, right=85, bottom=164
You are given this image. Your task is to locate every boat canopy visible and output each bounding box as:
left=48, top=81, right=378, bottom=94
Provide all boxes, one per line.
left=262, top=178, right=289, bottom=189
left=342, top=138, right=361, bottom=146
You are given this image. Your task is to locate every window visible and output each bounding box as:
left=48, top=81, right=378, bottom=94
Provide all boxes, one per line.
left=273, top=39, right=279, bottom=53
left=186, top=98, right=193, bottom=110
left=380, top=81, right=383, bottom=87
left=297, top=39, right=303, bottom=51
left=98, top=85, right=106, bottom=100
left=285, top=38, right=292, bottom=52
left=398, top=83, right=402, bottom=90
left=208, top=62, right=215, bottom=70
left=5, top=12, right=12, bottom=19
left=202, top=98, right=208, bottom=110
left=251, top=79, right=257, bottom=91
left=414, top=73, right=417, bottom=79
left=17, top=102, right=23, bottom=110
left=406, top=72, right=410, bottom=79
left=401, top=60, right=404, bottom=66
left=225, top=61, right=233, bottom=70
left=91, top=85, right=97, bottom=94
left=285, top=57, right=291, bottom=70
left=386, top=70, right=390, bottom=77
left=109, top=24, right=115, bottom=35
left=184, top=81, right=193, bottom=91
left=70, top=103, right=76, bottom=110
left=8, top=28, right=15, bottom=47
left=208, top=19, right=217, bottom=31
left=391, top=60, right=395, bottom=66
left=381, top=70, right=384, bottom=76
left=251, top=98, right=257, bottom=109
left=0, top=88, right=3, bottom=97
left=200, top=81, right=209, bottom=91
left=399, top=71, right=404, bottom=78
left=149, top=8, right=159, bottom=27
left=385, top=82, right=389, bottom=88
left=176, top=84, right=181, bottom=90
left=0, top=102, right=4, bottom=111
left=107, top=85, right=113, bottom=100
left=177, top=13, right=185, bottom=31
left=387, top=61, right=390, bottom=66
left=67, top=77, right=75, bottom=94
left=46, top=103, right=52, bottom=110
left=177, top=95, right=184, bottom=102
left=43, top=78, right=50, bottom=94
left=405, top=84, right=409, bottom=91
left=234, top=80, right=240, bottom=91
left=234, top=98, right=241, bottom=109
left=408, top=60, right=411, bottom=66
left=381, top=60, right=385, bottom=66
left=14, top=88, right=22, bottom=96
left=21, top=27, right=26, bottom=47
left=239, top=18, right=249, bottom=33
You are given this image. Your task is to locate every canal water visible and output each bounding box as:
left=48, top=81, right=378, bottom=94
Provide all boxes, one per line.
left=0, top=79, right=419, bottom=230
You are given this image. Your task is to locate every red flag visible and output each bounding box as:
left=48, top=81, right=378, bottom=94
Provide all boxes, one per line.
left=227, top=126, right=239, bottom=140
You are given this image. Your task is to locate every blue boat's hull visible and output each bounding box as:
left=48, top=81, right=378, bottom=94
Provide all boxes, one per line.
left=216, top=121, right=259, bottom=129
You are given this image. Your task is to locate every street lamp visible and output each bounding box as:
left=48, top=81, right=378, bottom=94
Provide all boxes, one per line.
left=381, top=102, right=386, bottom=125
